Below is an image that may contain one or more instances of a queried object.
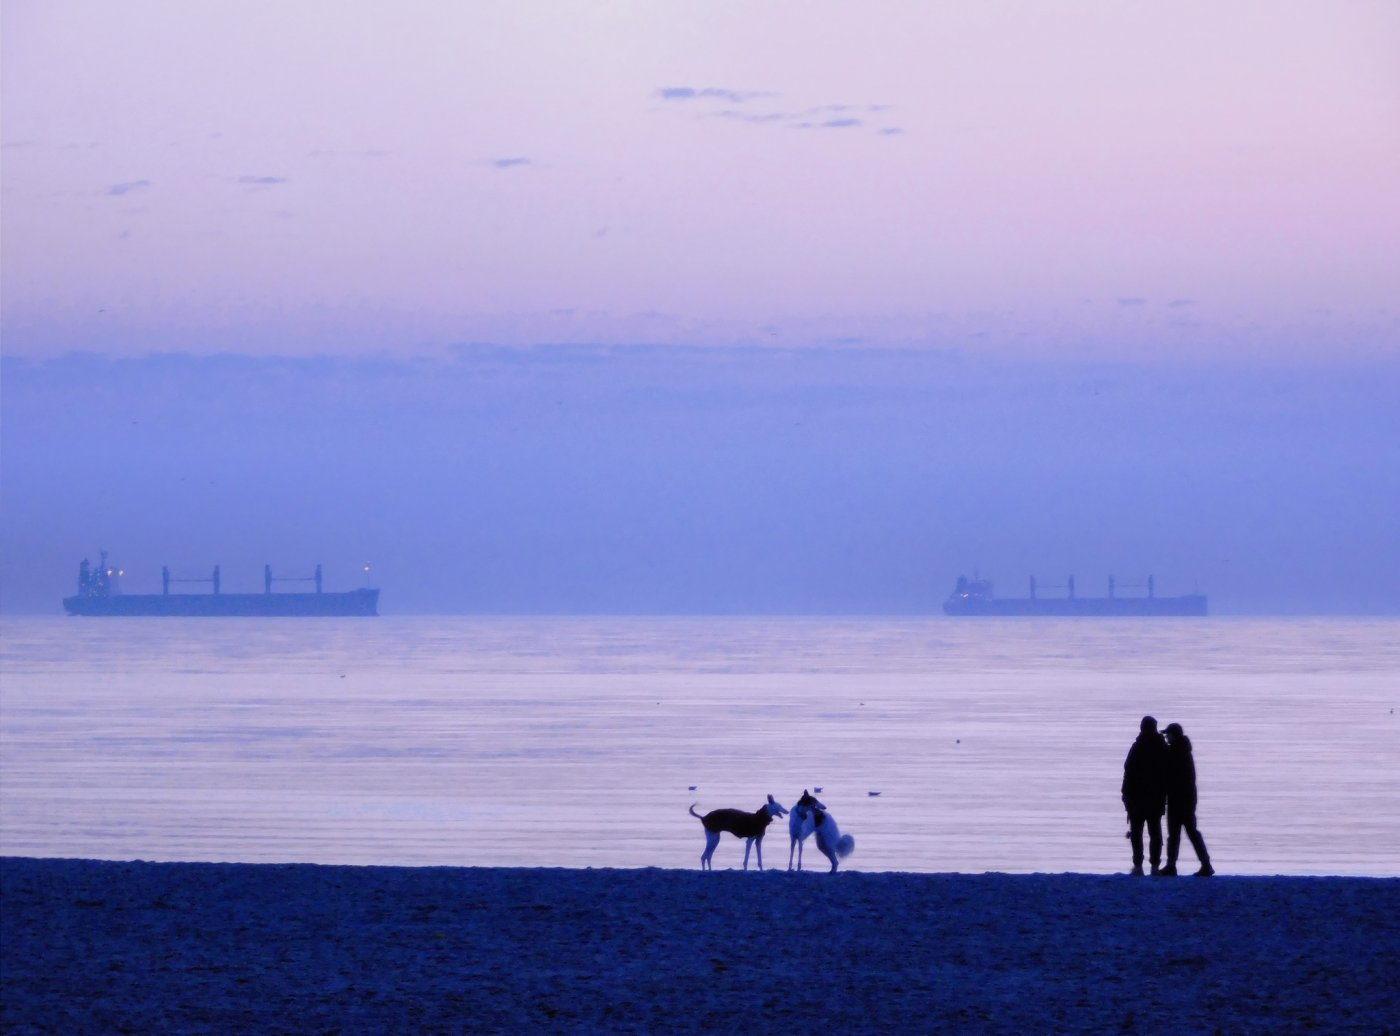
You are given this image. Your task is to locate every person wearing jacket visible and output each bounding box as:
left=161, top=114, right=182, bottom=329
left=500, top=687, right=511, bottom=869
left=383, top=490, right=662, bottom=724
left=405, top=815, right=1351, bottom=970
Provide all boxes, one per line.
left=1121, top=715, right=1168, bottom=875
left=1159, top=722, right=1215, bottom=877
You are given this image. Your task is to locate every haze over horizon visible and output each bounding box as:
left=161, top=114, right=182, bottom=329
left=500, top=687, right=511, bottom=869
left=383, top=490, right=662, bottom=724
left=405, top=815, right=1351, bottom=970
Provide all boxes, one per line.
left=3, top=2, right=1397, bottom=615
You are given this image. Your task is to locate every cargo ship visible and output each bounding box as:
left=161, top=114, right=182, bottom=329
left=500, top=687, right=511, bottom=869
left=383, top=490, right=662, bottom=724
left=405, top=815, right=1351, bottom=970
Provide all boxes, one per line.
left=62, top=554, right=379, bottom=617
left=943, top=574, right=1206, bottom=617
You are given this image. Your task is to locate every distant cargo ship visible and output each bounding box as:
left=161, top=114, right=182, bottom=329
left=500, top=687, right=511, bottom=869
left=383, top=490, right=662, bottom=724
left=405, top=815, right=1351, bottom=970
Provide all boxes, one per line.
left=943, top=574, right=1206, bottom=617
left=62, top=554, right=379, bottom=617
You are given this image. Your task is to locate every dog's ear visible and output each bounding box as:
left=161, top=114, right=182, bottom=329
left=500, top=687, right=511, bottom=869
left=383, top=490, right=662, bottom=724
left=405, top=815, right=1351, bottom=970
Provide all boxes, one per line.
left=768, top=794, right=775, bottom=803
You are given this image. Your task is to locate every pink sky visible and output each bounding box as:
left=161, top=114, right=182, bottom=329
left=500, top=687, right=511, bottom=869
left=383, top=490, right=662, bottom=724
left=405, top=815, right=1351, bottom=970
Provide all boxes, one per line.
left=3, top=1, right=1398, bottom=358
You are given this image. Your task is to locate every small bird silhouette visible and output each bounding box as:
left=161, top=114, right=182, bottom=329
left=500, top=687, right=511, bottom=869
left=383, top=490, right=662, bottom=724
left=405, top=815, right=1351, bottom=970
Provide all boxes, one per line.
left=868, top=791, right=882, bottom=797
left=687, top=785, right=697, bottom=791
left=813, top=787, right=823, bottom=793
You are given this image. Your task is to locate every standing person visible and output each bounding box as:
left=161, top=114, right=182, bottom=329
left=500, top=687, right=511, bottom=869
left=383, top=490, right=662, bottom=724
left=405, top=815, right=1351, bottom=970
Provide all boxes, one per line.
left=1159, top=722, right=1215, bottom=877
left=1121, top=715, right=1168, bottom=875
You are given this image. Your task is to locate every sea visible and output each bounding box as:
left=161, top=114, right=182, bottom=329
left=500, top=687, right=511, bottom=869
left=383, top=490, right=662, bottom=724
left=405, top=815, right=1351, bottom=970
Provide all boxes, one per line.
left=1, top=616, right=1396, bottom=876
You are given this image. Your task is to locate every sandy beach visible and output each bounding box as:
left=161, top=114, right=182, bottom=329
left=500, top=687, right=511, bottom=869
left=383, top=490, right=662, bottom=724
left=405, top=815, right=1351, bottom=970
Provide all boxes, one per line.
left=3, top=857, right=1397, bottom=1034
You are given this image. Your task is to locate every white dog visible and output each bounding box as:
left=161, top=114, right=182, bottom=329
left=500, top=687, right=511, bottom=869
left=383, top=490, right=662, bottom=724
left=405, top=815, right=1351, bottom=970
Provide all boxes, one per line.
left=787, top=789, right=826, bottom=871
left=812, top=806, right=856, bottom=873
left=689, top=795, right=788, bottom=871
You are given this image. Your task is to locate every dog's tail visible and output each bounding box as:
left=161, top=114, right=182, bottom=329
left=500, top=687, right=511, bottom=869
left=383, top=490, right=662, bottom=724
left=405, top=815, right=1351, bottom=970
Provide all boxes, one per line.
left=836, top=834, right=855, bottom=859
left=689, top=803, right=703, bottom=821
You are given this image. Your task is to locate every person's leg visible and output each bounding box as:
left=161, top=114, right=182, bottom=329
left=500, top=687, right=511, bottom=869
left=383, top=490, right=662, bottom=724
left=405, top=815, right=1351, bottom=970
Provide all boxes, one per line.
left=1147, top=814, right=1164, bottom=874
left=1161, top=813, right=1182, bottom=875
left=1184, top=815, right=1213, bottom=874
left=1129, top=814, right=1145, bottom=874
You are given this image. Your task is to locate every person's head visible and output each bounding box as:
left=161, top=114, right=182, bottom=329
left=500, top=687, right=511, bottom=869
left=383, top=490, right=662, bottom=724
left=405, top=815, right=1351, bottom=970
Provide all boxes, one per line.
left=1164, top=722, right=1185, bottom=743
left=1140, top=715, right=1158, bottom=734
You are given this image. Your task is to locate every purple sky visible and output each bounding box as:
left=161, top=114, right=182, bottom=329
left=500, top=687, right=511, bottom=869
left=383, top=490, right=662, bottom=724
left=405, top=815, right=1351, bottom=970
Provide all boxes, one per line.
left=3, top=2, right=1397, bottom=358
left=2, top=3, right=1398, bottom=614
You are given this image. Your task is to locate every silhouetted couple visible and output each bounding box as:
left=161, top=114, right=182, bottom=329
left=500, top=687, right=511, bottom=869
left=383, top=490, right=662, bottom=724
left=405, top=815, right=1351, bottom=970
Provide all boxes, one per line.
left=1121, top=715, right=1214, bottom=877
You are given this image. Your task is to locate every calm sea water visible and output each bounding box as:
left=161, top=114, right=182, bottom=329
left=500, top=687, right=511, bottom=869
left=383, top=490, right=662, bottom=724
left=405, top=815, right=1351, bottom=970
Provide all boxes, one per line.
left=1, top=616, right=1396, bottom=876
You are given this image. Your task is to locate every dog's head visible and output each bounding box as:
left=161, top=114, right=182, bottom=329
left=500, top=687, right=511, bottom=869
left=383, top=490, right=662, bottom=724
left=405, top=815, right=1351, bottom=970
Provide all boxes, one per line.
left=765, top=794, right=789, bottom=818
left=796, top=789, right=826, bottom=812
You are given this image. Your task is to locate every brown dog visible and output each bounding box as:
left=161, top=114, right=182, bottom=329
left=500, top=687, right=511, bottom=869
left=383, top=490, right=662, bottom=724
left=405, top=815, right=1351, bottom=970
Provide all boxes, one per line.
left=689, top=795, right=789, bottom=870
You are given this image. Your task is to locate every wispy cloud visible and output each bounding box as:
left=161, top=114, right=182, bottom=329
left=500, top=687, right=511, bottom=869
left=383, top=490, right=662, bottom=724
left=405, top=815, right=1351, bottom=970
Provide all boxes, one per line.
left=1116, top=297, right=1148, bottom=307
left=657, top=87, right=770, bottom=103
left=659, top=89, right=902, bottom=137
left=308, top=148, right=391, bottom=159
left=238, top=175, right=288, bottom=186
left=712, top=110, right=793, bottom=125
left=491, top=157, right=531, bottom=169
left=107, top=180, right=151, bottom=196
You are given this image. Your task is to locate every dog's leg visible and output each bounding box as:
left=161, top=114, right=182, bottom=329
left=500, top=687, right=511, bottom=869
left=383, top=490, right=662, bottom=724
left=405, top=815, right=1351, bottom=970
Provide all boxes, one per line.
left=755, top=836, right=764, bottom=871
left=742, top=837, right=753, bottom=870
left=701, top=830, right=719, bottom=870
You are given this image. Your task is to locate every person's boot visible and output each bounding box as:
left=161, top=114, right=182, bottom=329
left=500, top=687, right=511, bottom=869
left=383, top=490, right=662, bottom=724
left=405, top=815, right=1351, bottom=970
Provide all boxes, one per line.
left=1130, top=864, right=1144, bottom=876
left=1156, top=863, right=1178, bottom=877
left=1194, top=862, right=1215, bottom=877
left=1149, top=861, right=1161, bottom=876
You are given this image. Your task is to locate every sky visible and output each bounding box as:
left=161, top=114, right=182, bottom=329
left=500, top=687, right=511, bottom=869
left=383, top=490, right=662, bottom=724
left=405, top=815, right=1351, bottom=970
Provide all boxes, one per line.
left=2, top=2, right=1398, bottom=614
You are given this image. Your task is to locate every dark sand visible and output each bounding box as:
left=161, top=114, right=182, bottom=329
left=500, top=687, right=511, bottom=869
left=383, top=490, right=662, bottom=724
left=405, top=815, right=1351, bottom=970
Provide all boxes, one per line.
left=3, top=857, right=1397, bottom=1034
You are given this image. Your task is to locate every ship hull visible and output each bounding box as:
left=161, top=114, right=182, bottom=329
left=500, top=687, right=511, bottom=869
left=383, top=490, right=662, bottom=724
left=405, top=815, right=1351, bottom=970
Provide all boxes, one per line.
left=63, top=589, right=379, bottom=617
left=943, top=595, right=1207, bottom=617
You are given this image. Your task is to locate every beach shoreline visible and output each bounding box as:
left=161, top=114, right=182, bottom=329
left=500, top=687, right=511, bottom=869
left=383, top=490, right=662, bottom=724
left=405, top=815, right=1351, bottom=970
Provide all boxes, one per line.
left=4, top=856, right=1397, bottom=1033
